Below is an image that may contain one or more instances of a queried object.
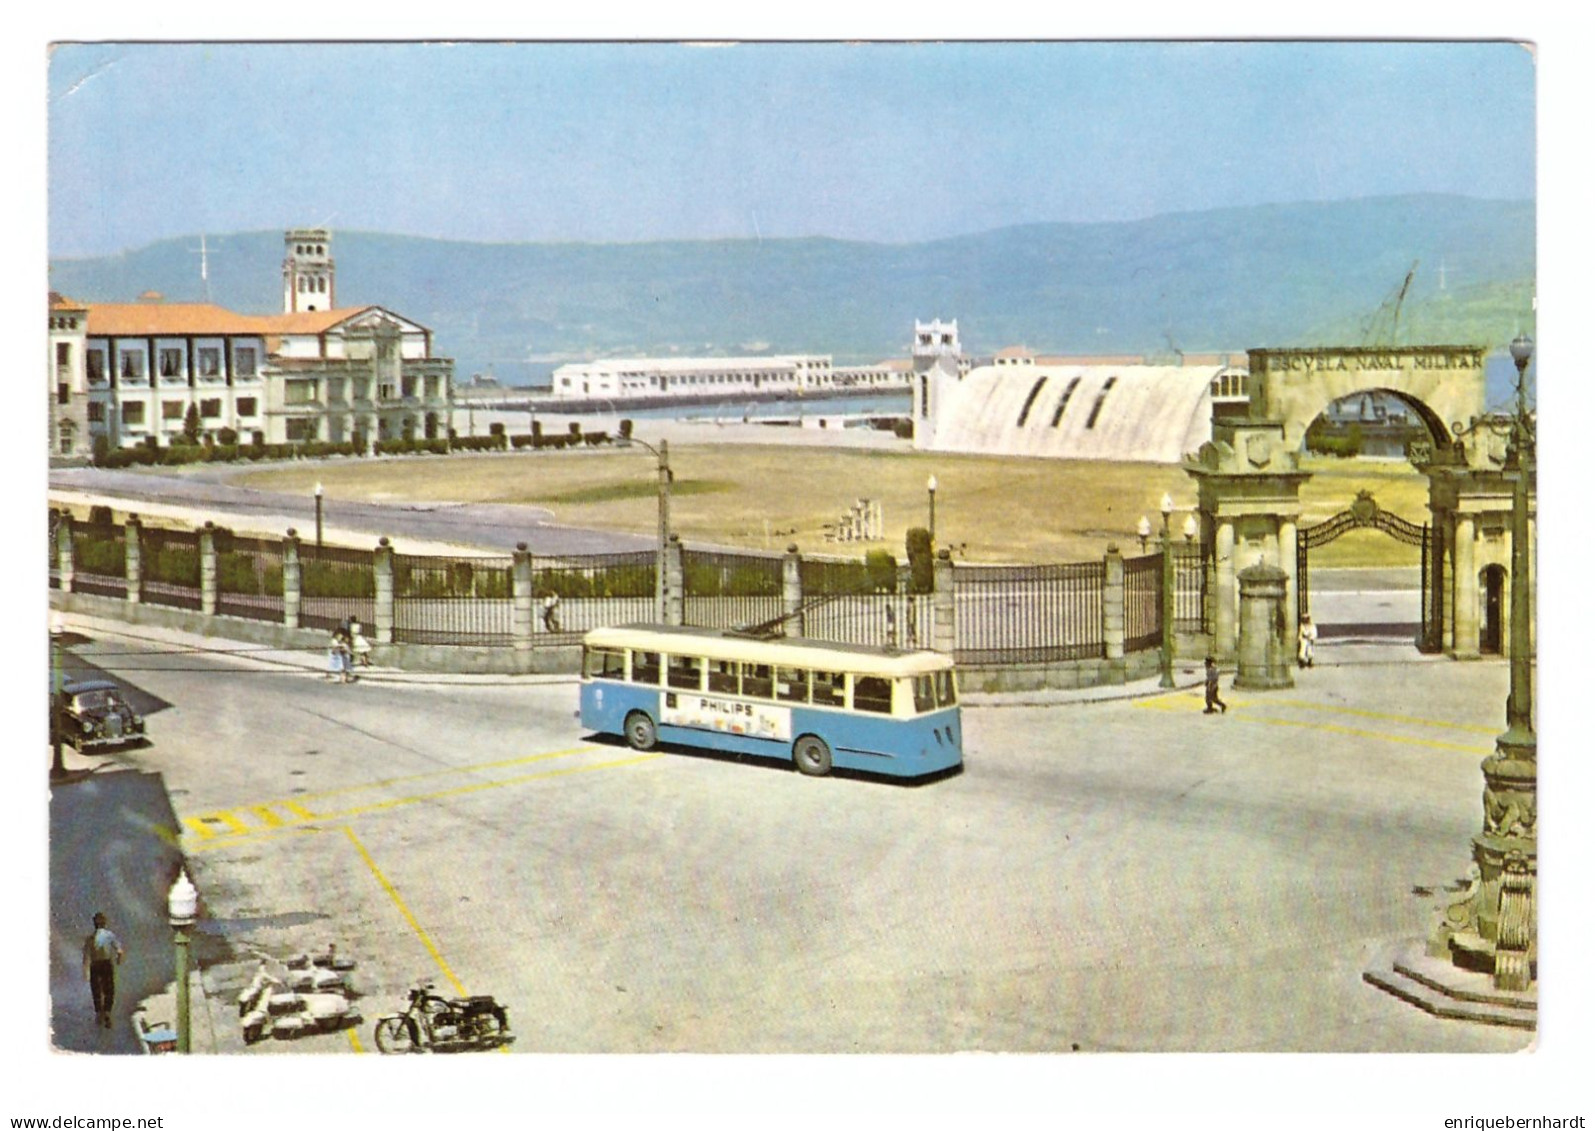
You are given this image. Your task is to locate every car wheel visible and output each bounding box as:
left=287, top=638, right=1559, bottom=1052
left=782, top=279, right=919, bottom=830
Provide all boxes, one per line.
left=793, top=735, right=832, bottom=777
left=624, top=711, right=657, bottom=751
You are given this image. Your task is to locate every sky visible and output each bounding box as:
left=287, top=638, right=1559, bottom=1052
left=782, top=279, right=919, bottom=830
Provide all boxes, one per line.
left=46, top=40, right=1536, bottom=258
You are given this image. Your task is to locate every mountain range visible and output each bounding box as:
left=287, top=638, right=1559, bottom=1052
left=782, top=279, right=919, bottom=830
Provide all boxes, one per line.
left=48, top=194, right=1534, bottom=387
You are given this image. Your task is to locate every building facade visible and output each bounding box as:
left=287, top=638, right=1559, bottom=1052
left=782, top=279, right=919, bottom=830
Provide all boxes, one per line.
left=549, top=353, right=906, bottom=402
left=48, top=230, right=452, bottom=459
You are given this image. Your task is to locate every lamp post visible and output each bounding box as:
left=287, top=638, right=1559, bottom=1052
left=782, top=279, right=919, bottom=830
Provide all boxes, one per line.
left=50, top=612, right=66, bottom=780
left=1503, top=334, right=1535, bottom=749
left=314, top=482, right=324, bottom=549
left=1136, top=515, right=1151, bottom=554
left=927, top=474, right=938, bottom=546
left=620, top=437, right=673, bottom=621
left=1159, top=492, right=1176, bottom=689
left=168, top=869, right=198, bottom=1054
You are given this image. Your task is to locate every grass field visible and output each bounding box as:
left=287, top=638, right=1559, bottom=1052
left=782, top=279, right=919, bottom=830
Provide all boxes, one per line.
left=227, top=445, right=1432, bottom=567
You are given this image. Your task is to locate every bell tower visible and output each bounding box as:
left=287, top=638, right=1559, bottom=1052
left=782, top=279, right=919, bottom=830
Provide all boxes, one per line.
left=283, top=228, right=335, bottom=313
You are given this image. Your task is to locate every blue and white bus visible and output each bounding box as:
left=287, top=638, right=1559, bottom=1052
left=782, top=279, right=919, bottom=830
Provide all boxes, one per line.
left=580, top=624, right=962, bottom=778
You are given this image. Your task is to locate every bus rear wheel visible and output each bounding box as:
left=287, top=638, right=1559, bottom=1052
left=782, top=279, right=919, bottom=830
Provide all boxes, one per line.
left=793, top=735, right=832, bottom=777
left=624, top=711, right=658, bottom=751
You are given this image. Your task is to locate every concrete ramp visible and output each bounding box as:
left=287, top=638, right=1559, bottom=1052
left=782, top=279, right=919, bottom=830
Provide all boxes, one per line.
left=929, top=364, right=1223, bottom=463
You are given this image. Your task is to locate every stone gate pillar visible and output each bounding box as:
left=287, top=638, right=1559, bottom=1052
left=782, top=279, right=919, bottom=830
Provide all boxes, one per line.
left=199, top=522, right=218, bottom=617
left=282, top=530, right=302, bottom=629
left=125, top=514, right=143, bottom=606
left=1453, top=513, right=1479, bottom=658
left=512, top=542, right=534, bottom=658
left=782, top=544, right=803, bottom=636
left=664, top=534, right=684, bottom=627
left=1234, top=564, right=1293, bottom=690
left=932, top=549, right=956, bottom=655
left=374, top=537, right=395, bottom=644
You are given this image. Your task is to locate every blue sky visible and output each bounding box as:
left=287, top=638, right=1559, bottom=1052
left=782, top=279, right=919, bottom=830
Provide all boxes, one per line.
left=47, top=40, right=1534, bottom=258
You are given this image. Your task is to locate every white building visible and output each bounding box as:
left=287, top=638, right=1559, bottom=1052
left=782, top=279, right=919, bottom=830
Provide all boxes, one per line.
left=549, top=353, right=907, bottom=402
left=49, top=229, right=453, bottom=458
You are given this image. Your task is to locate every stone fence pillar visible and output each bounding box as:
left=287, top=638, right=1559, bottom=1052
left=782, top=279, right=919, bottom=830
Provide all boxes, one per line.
left=1234, top=563, right=1293, bottom=690
left=56, top=511, right=75, bottom=594
left=125, top=514, right=143, bottom=606
left=512, top=542, right=534, bottom=656
left=932, top=549, right=956, bottom=655
left=282, top=530, right=302, bottom=629
left=199, top=522, right=217, bottom=617
left=664, top=533, right=685, bottom=627
left=1102, top=544, right=1125, bottom=662
left=782, top=544, right=803, bottom=636
left=374, top=537, right=395, bottom=645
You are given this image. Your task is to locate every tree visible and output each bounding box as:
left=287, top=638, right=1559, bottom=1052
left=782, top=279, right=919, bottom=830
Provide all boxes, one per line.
left=182, top=404, right=201, bottom=445
left=905, top=526, right=934, bottom=594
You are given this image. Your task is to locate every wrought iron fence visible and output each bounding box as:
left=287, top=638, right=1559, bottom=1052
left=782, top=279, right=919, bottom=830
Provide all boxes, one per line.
left=299, top=543, right=376, bottom=633
left=393, top=554, right=516, bottom=645
left=140, top=526, right=203, bottom=611
left=795, top=556, right=917, bottom=648
left=1173, top=542, right=1207, bottom=634
left=532, top=551, right=656, bottom=640
left=682, top=548, right=784, bottom=631
left=72, top=523, right=128, bottom=600
left=953, top=560, right=1105, bottom=664
left=1124, top=553, right=1161, bottom=653
left=48, top=514, right=60, bottom=590
left=214, top=533, right=285, bottom=623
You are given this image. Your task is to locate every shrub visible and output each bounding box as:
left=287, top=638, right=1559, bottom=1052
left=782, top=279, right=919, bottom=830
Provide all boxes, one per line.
left=489, top=422, right=505, bottom=437
left=583, top=431, right=609, bottom=446
left=216, top=427, right=239, bottom=447
left=893, top=419, right=914, bottom=440
left=619, top=418, right=634, bottom=440
left=865, top=549, right=899, bottom=594
left=568, top=421, right=582, bottom=437
left=88, top=504, right=115, bottom=528
left=905, top=526, right=934, bottom=593
left=91, top=434, right=111, bottom=466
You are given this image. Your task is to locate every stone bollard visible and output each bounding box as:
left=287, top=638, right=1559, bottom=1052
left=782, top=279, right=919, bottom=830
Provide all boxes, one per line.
left=283, top=530, right=302, bottom=629
left=374, top=538, right=395, bottom=645
left=782, top=544, right=803, bottom=637
left=932, top=548, right=956, bottom=655
left=1234, top=563, right=1293, bottom=690
left=56, top=511, right=76, bottom=594
left=125, top=514, right=143, bottom=606
left=1102, top=543, right=1125, bottom=663
left=512, top=542, right=534, bottom=656
left=664, top=534, right=684, bottom=627
left=199, top=522, right=218, bottom=617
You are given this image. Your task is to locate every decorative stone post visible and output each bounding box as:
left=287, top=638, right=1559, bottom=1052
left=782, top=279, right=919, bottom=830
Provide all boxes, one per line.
left=512, top=542, right=534, bottom=657
left=56, top=511, right=75, bottom=594
left=125, top=514, right=143, bottom=606
left=1101, top=544, right=1126, bottom=663
left=664, top=533, right=685, bottom=627
left=374, top=537, right=395, bottom=645
left=199, top=522, right=218, bottom=617
left=1213, top=517, right=1236, bottom=660
left=282, top=530, right=302, bottom=629
left=1453, top=513, right=1479, bottom=657
left=932, top=548, right=956, bottom=655
left=782, top=544, right=803, bottom=637
left=1233, top=562, right=1293, bottom=690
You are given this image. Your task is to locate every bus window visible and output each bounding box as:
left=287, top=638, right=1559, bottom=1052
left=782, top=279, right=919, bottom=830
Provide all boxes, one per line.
left=812, top=670, right=845, bottom=707
left=707, top=658, right=738, bottom=694
left=912, top=674, right=936, bottom=713
left=631, top=651, right=661, bottom=685
left=741, top=663, right=773, bottom=699
left=854, top=675, right=893, bottom=714
left=934, top=669, right=957, bottom=707
left=585, top=648, right=626, bottom=680
left=775, top=666, right=809, bottom=703
left=667, top=654, right=704, bottom=690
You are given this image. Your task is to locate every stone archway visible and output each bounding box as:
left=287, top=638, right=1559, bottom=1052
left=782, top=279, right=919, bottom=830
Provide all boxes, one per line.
left=1296, top=490, right=1436, bottom=648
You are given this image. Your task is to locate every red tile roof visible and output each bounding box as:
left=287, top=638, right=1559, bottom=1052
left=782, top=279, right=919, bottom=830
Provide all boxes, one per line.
left=82, top=302, right=376, bottom=338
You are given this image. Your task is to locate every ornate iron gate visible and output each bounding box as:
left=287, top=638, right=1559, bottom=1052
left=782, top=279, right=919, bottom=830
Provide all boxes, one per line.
left=1297, top=490, right=1439, bottom=650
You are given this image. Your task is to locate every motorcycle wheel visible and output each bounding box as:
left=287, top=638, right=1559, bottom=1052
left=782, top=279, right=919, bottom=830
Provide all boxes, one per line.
left=373, top=1016, right=421, bottom=1054
left=474, top=1009, right=511, bottom=1046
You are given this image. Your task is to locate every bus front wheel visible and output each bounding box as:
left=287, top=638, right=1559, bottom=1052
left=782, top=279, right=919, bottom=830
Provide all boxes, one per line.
left=793, top=735, right=832, bottom=777
left=624, top=711, right=658, bottom=751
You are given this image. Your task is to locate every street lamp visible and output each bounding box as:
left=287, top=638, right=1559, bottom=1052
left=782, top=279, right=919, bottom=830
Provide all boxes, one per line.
left=1504, top=334, right=1535, bottom=748
left=50, top=612, right=66, bottom=780
left=314, top=482, right=324, bottom=549
left=1136, top=515, right=1152, bottom=553
left=168, top=868, right=198, bottom=1054
left=1159, top=492, right=1176, bottom=689
left=927, top=474, right=938, bottom=546
left=619, top=437, right=673, bottom=621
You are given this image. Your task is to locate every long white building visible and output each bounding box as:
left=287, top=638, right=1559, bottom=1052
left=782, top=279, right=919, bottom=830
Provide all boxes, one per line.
left=550, top=354, right=907, bottom=401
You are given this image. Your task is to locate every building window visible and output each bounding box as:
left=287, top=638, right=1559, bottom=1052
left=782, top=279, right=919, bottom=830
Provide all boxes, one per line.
left=87, top=402, right=105, bottom=423
left=201, top=398, right=222, bottom=419
left=121, top=402, right=146, bottom=426
left=56, top=342, right=72, bottom=368
left=285, top=419, right=317, bottom=442
left=159, top=349, right=183, bottom=378
left=198, top=348, right=220, bottom=377
left=236, top=397, right=257, bottom=417
left=285, top=381, right=319, bottom=404
left=121, top=351, right=145, bottom=381
left=87, top=350, right=106, bottom=383
left=235, top=347, right=257, bottom=376
left=162, top=401, right=185, bottom=421
left=58, top=383, right=70, bottom=406
left=401, top=377, right=416, bottom=398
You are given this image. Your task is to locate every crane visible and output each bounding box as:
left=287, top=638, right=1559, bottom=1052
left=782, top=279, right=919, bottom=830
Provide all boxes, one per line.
left=1361, top=260, right=1418, bottom=347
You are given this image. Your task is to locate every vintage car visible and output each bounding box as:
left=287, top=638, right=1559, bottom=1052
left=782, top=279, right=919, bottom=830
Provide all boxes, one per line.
left=57, top=679, right=146, bottom=751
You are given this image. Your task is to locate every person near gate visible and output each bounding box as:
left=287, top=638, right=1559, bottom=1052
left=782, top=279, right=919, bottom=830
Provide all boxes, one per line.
left=542, top=590, right=561, bottom=632
left=1298, top=614, right=1318, bottom=668
left=1203, top=656, right=1227, bottom=715
left=82, top=911, right=125, bottom=1030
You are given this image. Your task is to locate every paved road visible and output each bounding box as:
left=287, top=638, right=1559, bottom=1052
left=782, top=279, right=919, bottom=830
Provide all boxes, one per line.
left=49, top=613, right=1529, bottom=1055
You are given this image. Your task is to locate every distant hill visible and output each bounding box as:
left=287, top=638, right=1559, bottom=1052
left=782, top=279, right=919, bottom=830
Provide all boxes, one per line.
left=48, top=195, right=1534, bottom=386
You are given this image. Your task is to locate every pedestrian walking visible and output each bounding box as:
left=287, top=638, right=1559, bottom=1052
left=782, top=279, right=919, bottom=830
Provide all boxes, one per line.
left=542, top=590, right=561, bottom=632
left=350, top=623, right=372, bottom=668
left=82, top=911, right=125, bottom=1030
left=326, top=628, right=352, bottom=682
left=885, top=604, right=898, bottom=649
left=1298, top=614, right=1317, bottom=668
left=1203, top=656, right=1227, bottom=715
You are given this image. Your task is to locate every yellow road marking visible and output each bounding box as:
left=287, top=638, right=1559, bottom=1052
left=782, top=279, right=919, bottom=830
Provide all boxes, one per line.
left=248, top=805, right=286, bottom=828
left=346, top=1025, right=365, bottom=1053
left=323, top=752, right=662, bottom=821
left=1248, top=713, right=1490, bottom=754
left=285, top=745, right=605, bottom=806
left=341, top=826, right=469, bottom=998
left=1136, top=693, right=1498, bottom=735
left=182, top=816, right=217, bottom=840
